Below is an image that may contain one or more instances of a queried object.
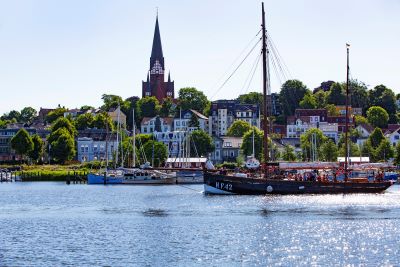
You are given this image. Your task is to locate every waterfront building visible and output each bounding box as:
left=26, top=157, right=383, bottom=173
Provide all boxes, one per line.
left=385, top=126, right=400, bottom=147
left=286, top=115, right=338, bottom=142
left=76, top=129, right=118, bottom=162
left=221, top=136, right=242, bottom=162
left=209, top=136, right=223, bottom=164
left=142, top=16, right=174, bottom=102
left=174, top=109, right=208, bottom=132
left=0, top=128, right=37, bottom=161
left=141, top=116, right=173, bottom=134
left=208, top=100, right=260, bottom=137
left=153, top=130, right=187, bottom=157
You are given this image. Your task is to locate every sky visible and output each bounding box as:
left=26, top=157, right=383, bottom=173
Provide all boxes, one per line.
left=0, top=0, right=399, bottom=115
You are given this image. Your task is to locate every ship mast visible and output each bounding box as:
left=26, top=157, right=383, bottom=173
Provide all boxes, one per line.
left=344, top=44, right=350, bottom=182
left=261, top=2, right=269, bottom=177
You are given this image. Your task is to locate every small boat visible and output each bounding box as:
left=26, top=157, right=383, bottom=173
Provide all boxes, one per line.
left=87, top=168, right=176, bottom=185
left=204, top=2, right=392, bottom=195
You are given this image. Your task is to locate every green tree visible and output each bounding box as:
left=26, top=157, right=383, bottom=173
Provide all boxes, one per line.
left=189, top=114, right=200, bottom=128
left=92, top=112, right=114, bottom=130
left=154, top=116, right=162, bottom=132
left=368, top=128, right=385, bottom=149
left=0, top=119, right=7, bottom=129
left=282, top=145, right=297, bottom=161
left=142, top=140, right=167, bottom=167
left=20, top=107, right=37, bottom=124
left=375, top=139, right=394, bottom=161
left=101, top=94, right=124, bottom=111
left=52, top=117, right=77, bottom=136
left=354, top=115, right=368, bottom=125
left=394, top=142, right=400, bottom=165
left=300, top=128, right=328, bottom=161
left=159, top=97, right=175, bottom=117
left=326, top=104, right=340, bottom=116
left=299, top=91, right=317, bottom=109
left=48, top=128, right=76, bottom=164
left=189, top=130, right=215, bottom=157
left=10, top=129, right=33, bottom=159
left=279, top=79, right=309, bottom=117
left=369, top=85, right=397, bottom=123
left=361, top=141, right=375, bottom=159
left=74, top=113, right=94, bottom=130
left=29, top=134, right=44, bottom=162
left=241, top=127, right=263, bottom=159
left=137, top=96, right=160, bottom=118
left=237, top=92, right=263, bottom=106
left=178, top=87, right=210, bottom=114
left=338, top=141, right=361, bottom=157
left=347, top=79, right=369, bottom=114
left=80, top=105, right=94, bottom=112
left=135, top=134, right=153, bottom=148
left=313, top=90, right=327, bottom=108
left=320, top=139, right=338, bottom=162
left=226, top=120, right=252, bottom=137
left=326, top=82, right=346, bottom=105
left=46, top=108, right=67, bottom=123
left=367, top=106, right=389, bottom=128
left=1, top=110, right=21, bottom=122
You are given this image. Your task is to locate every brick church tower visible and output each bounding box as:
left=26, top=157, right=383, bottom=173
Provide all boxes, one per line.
left=142, top=16, right=174, bottom=102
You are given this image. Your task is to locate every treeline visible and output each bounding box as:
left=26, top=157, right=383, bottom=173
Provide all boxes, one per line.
left=236, top=79, right=398, bottom=126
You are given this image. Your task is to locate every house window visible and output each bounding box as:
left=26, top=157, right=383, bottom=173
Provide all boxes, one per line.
left=395, top=135, right=399, bottom=140
left=146, top=92, right=150, bottom=96
left=81, top=145, right=84, bottom=153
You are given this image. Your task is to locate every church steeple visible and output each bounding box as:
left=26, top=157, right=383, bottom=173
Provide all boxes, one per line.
left=142, top=14, right=174, bottom=102
left=150, top=16, right=164, bottom=69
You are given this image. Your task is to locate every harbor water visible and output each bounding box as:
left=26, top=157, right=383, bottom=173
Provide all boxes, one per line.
left=1, top=182, right=400, bottom=266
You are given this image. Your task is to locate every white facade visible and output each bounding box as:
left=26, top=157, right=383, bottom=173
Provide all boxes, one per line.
left=77, top=137, right=118, bottom=163
left=286, top=119, right=309, bottom=138
left=287, top=119, right=338, bottom=142
left=386, top=128, right=400, bottom=147
left=174, top=111, right=208, bottom=132
left=141, top=117, right=172, bottom=134
left=153, top=131, right=187, bottom=157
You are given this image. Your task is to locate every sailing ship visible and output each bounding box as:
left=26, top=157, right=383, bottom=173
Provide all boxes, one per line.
left=203, top=2, right=393, bottom=195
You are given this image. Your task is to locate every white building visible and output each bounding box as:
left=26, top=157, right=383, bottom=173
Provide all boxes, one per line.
left=153, top=131, right=187, bottom=157
left=77, top=137, right=118, bottom=163
left=174, top=109, right=208, bottom=132
left=386, top=127, right=400, bottom=147
left=286, top=117, right=339, bottom=142
left=141, top=116, right=173, bottom=134
left=209, top=100, right=260, bottom=137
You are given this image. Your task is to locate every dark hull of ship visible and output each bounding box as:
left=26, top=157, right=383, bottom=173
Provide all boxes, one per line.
left=204, top=172, right=392, bottom=195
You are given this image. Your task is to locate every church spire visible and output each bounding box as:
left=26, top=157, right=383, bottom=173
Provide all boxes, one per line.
left=150, top=15, right=164, bottom=69
left=168, top=71, right=171, bottom=82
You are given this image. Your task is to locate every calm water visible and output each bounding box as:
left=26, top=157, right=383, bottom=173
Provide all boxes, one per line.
left=0, top=182, right=399, bottom=266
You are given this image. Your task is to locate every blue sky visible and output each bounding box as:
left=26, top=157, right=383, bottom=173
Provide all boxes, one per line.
left=0, top=0, right=399, bottom=114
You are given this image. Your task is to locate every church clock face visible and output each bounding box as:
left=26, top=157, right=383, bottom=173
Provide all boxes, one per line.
left=150, top=60, right=164, bottom=74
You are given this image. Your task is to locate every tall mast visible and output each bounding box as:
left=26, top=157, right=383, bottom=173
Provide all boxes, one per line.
left=344, top=44, right=350, bottom=181
left=132, top=108, right=136, bottom=168
left=261, top=2, right=269, bottom=177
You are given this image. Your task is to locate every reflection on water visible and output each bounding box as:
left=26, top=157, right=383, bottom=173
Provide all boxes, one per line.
left=0, top=183, right=399, bottom=266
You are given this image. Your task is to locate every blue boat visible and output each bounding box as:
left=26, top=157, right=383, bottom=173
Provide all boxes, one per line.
left=87, top=173, right=123, bottom=184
